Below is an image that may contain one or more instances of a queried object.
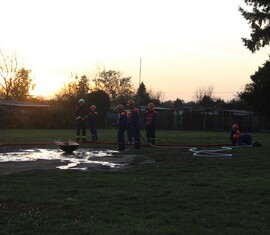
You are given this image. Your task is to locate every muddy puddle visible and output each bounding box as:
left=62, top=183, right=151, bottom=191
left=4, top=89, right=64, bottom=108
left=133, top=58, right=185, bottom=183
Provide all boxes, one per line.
left=0, top=148, right=154, bottom=174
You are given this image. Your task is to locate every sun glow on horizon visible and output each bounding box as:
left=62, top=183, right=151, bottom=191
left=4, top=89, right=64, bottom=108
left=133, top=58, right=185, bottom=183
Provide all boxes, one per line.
left=1, top=0, right=269, bottom=102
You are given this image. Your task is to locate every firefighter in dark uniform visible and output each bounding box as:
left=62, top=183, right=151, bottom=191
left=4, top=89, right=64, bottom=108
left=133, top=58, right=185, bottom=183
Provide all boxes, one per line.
left=113, top=104, right=127, bottom=151
left=127, top=111, right=133, bottom=144
left=144, top=102, right=157, bottom=145
left=127, top=99, right=140, bottom=149
left=230, top=123, right=252, bottom=145
left=75, top=99, right=88, bottom=141
left=88, top=104, right=98, bottom=142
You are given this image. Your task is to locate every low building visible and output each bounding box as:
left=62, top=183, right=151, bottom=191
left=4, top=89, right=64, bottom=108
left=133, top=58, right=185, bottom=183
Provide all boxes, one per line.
left=0, top=100, right=50, bottom=128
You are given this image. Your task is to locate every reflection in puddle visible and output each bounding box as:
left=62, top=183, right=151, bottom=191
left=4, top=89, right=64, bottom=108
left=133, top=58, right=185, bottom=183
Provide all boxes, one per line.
left=0, top=148, right=124, bottom=171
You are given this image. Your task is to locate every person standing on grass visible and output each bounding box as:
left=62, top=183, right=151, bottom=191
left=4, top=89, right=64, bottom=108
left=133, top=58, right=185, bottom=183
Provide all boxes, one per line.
left=88, top=104, right=98, bottom=142
left=127, top=99, right=140, bottom=149
left=144, top=102, right=157, bottom=145
left=127, top=111, right=133, bottom=144
left=113, top=104, right=127, bottom=151
left=75, top=99, right=88, bottom=141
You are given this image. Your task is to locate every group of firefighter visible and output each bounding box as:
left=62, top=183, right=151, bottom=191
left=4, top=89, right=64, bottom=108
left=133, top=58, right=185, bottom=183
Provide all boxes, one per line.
left=75, top=99, right=157, bottom=151
left=76, top=98, right=259, bottom=150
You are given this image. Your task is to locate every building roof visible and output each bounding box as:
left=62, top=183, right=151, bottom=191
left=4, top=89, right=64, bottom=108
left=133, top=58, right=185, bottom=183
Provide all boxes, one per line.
left=0, top=100, right=49, bottom=108
left=139, top=106, right=175, bottom=111
left=223, top=109, right=254, bottom=116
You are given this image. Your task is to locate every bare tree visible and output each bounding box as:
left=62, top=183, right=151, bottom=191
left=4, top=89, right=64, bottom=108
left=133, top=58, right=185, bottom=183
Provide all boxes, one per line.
left=149, top=88, right=165, bottom=103
left=0, top=49, right=18, bottom=99
left=0, top=49, right=32, bottom=100
left=194, top=85, right=214, bottom=103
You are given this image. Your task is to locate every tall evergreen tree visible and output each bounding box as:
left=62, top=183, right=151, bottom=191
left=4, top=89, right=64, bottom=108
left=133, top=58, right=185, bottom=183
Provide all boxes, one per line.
left=238, top=60, right=270, bottom=116
left=238, top=0, right=270, bottom=117
left=77, top=75, right=90, bottom=98
left=239, top=0, right=270, bottom=52
left=135, top=82, right=151, bottom=106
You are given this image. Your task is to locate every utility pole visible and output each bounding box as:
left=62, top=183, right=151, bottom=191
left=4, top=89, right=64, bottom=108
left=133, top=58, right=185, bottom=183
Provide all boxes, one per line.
left=139, top=57, right=142, bottom=86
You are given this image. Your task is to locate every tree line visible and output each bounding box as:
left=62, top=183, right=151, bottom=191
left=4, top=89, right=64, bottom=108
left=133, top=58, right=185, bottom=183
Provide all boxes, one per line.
left=1, top=0, right=270, bottom=128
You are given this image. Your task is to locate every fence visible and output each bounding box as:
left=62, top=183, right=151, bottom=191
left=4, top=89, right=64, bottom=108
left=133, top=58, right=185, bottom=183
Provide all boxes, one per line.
left=0, top=102, right=267, bottom=132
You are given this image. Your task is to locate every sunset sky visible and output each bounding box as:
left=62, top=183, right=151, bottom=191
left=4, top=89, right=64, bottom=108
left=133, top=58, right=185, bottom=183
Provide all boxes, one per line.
left=0, top=0, right=269, bottom=102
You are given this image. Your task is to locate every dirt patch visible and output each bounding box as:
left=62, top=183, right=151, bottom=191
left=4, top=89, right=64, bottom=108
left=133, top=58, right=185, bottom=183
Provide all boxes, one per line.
left=0, top=160, right=63, bottom=175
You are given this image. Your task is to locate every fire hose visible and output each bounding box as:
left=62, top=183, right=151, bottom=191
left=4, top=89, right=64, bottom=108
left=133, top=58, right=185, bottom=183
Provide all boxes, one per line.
left=139, top=132, right=191, bottom=149
left=0, top=132, right=253, bottom=158
left=139, top=132, right=252, bottom=158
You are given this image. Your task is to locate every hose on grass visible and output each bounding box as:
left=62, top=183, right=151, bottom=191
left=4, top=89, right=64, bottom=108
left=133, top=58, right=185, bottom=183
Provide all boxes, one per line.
left=1, top=131, right=254, bottom=158
left=189, top=146, right=233, bottom=158
left=139, top=132, right=253, bottom=158
left=139, top=132, right=191, bottom=149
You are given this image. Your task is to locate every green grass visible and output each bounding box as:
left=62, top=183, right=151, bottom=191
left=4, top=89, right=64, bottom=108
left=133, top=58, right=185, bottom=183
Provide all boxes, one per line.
left=0, top=129, right=269, bottom=234
left=0, top=128, right=266, bottom=145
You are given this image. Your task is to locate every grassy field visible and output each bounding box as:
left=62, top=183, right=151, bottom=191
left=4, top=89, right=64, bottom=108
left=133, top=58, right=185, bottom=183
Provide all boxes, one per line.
left=0, top=129, right=269, bottom=234
left=0, top=128, right=236, bottom=144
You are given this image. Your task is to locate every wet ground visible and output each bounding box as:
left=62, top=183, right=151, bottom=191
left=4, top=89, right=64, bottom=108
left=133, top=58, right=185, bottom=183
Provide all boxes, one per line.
left=0, top=148, right=154, bottom=174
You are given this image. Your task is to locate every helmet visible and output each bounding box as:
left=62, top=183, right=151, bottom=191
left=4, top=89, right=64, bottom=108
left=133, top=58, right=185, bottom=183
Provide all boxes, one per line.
left=78, top=99, right=85, bottom=104
left=148, top=102, right=154, bottom=109
left=116, top=104, right=124, bottom=110
left=127, top=100, right=135, bottom=106
left=90, top=105, right=96, bottom=111
left=232, top=123, right=239, bottom=130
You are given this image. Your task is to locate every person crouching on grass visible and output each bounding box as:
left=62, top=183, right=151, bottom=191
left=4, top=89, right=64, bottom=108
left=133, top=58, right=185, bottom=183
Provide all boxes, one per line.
left=113, top=104, right=127, bottom=151
left=230, top=123, right=252, bottom=146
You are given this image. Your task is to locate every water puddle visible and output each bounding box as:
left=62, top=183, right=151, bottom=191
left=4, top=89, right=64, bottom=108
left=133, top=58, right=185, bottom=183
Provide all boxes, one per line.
left=0, top=148, right=153, bottom=173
